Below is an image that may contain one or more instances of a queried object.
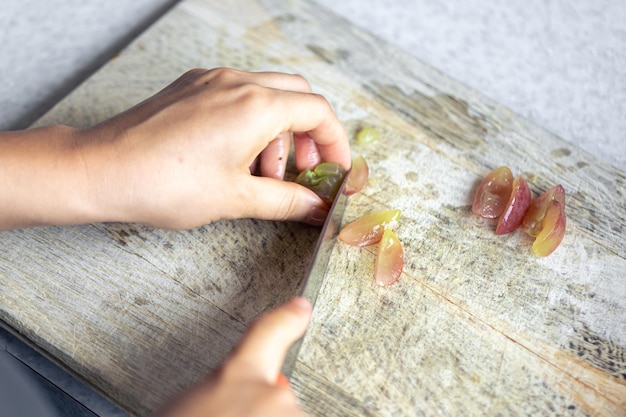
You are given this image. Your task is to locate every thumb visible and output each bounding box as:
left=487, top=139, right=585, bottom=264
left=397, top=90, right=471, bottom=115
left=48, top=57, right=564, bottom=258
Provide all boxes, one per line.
left=242, top=176, right=329, bottom=226
left=227, top=297, right=312, bottom=383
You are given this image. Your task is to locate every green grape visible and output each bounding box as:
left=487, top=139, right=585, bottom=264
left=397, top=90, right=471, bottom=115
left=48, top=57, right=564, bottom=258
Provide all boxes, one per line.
left=296, top=162, right=347, bottom=204
left=355, top=126, right=380, bottom=145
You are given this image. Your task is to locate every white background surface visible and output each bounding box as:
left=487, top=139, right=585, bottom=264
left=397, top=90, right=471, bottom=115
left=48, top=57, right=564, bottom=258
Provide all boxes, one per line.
left=2, top=0, right=625, bottom=171
left=321, top=0, right=626, bottom=172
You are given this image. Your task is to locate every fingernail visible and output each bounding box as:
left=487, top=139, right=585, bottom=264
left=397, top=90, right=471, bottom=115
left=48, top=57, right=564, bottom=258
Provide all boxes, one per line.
left=309, top=205, right=329, bottom=226
left=275, top=372, right=291, bottom=388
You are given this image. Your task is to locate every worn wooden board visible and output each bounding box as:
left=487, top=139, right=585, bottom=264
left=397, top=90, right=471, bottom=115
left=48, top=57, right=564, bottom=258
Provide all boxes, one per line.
left=1, top=0, right=624, bottom=416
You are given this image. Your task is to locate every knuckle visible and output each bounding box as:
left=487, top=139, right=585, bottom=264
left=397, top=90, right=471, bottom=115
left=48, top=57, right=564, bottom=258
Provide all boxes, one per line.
left=290, top=73, right=312, bottom=92
left=234, top=83, right=274, bottom=111
left=176, top=67, right=241, bottom=89
left=204, top=66, right=242, bottom=84
left=311, top=91, right=331, bottom=108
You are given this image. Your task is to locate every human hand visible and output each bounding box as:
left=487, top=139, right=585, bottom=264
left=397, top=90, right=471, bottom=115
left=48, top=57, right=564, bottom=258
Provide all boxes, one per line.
left=0, top=68, right=351, bottom=230
left=80, top=67, right=351, bottom=229
left=154, top=297, right=312, bottom=417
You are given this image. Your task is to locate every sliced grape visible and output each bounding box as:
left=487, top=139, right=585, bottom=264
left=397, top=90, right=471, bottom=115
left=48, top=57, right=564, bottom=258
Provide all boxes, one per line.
left=531, top=200, right=566, bottom=256
left=375, top=228, right=404, bottom=286
left=338, top=209, right=401, bottom=247
left=495, top=176, right=531, bottom=235
left=472, top=166, right=514, bottom=218
left=345, top=155, right=369, bottom=196
left=522, top=184, right=566, bottom=237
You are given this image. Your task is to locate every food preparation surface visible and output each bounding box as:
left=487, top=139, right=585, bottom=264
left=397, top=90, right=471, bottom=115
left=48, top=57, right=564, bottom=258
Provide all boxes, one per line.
left=1, top=0, right=624, bottom=415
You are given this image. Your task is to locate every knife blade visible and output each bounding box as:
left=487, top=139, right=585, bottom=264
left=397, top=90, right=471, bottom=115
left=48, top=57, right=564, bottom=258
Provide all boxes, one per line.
left=281, top=170, right=351, bottom=377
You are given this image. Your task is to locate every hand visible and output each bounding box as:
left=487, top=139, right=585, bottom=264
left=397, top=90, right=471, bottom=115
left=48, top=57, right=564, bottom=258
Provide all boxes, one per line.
left=154, top=297, right=313, bottom=417
left=81, top=67, right=351, bottom=229
left=0, top=68, right=351, bottom=230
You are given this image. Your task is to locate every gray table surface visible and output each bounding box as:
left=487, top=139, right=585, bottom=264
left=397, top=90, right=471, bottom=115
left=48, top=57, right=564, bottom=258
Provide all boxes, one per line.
left=1, top=1, right=625, bottom=416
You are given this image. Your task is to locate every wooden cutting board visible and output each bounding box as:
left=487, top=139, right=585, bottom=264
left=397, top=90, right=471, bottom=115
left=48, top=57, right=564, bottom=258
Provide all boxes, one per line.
left=1, top=0, right=624, bottom=416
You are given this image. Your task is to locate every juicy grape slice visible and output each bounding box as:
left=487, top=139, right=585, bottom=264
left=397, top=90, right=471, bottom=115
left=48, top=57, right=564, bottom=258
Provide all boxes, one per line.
left=346, top=155, right=369, bottom=196
left=296, top=162, right=347, bottom=204
left=531, top=200, right=566, bottom=256
left=338, top=209, right=401, bottom=247
left=495, top=176, right=531, bottom=235
left=471, top=167, right=566, bottom=256
left=522, top=184, right=566, bottom=237
left=472, top=166, right=514, bottom=218
left=375, top=228, right=404, bottom=286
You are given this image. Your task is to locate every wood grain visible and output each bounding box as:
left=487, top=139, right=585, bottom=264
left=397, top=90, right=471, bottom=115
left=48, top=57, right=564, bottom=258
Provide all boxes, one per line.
left=1, top=0, right=624, bottom=415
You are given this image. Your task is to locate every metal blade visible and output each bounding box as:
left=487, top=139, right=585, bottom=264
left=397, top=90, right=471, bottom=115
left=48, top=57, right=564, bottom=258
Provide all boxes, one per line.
left=299, top=176, right=350, bottom=304
left=282, top=171, right=351, bottom=376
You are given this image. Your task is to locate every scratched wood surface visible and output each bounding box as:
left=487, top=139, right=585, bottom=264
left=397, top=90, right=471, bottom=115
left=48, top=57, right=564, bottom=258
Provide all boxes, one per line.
left=1, top=0, right=624, bottom=416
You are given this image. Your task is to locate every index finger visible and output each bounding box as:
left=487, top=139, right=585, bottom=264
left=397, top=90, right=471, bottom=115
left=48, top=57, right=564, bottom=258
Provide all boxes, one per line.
left=276, top=91, right=351, bottom=171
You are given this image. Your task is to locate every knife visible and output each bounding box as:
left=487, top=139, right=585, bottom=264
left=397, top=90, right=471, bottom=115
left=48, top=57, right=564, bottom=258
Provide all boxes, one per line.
left=281, top=170, right=351, bottom=378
